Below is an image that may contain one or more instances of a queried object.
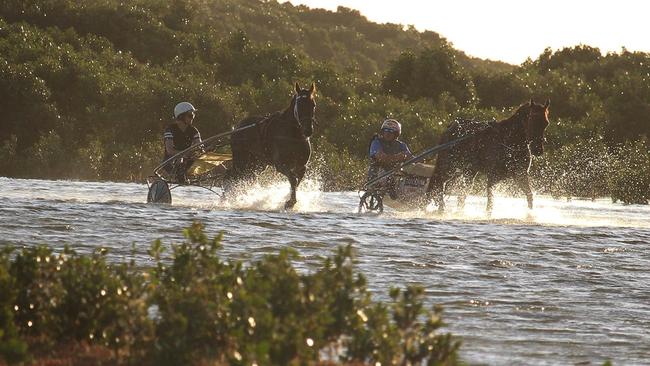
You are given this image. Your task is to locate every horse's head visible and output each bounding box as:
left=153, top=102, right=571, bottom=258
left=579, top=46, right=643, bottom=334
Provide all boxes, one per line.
left=524, top=99, right=550, bottom=156
left=292, top=82, right=316, bottom=137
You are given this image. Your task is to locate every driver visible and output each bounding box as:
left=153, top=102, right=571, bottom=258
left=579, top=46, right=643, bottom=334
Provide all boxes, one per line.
left=162, top=102, right=202, bottom=183
left=368, top=118, right=413, bottom=172
left=367, top=119, right=413, bottom=196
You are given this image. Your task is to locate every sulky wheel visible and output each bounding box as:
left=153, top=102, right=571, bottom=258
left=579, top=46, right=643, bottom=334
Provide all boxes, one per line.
left=147, top=179, right=172, bottom=204
left=358, top=191, right=383, bottom=213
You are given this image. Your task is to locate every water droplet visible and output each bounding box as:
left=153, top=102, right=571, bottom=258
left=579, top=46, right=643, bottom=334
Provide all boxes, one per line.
left=14, top=305, right=18, bottom=311
left=227, top=292, right=233, bottom=299
left=233, top=351, right=242, bottom=361
left=29, top=303, right=34, bottom=309
left=100, top=290, right=106, bottom=296
left=36, top=257, right=41, bottom=263
left=356, top=309, right=368, bottom=322
left=248, top=317, right=256, bottom=327
left=28, top=321, right=33, bottom=327
left=306, top=338, right=314, bottom=347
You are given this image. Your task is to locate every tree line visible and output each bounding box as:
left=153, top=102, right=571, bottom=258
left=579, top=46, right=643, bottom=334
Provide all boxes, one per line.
left=0, top=0, right=648, bottom=202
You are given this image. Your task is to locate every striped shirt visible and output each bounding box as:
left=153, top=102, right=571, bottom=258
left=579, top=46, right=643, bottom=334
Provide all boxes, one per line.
left=163, top=123, right=201, bottom=159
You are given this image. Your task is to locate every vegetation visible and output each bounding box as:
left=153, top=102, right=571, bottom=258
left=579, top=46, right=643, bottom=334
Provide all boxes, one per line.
left=0, top=222, right=460, bottom=365
left=0, top=0, right=648, bottom=202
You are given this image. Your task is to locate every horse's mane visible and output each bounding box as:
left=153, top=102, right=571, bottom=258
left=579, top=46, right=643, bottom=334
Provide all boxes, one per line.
left=494, top=102, right=533, bottom=128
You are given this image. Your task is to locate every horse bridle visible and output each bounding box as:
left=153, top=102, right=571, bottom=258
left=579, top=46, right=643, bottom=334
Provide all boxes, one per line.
left=526, top=107, right=548, bottom=147
left=293, top=93, right=314, bottom=130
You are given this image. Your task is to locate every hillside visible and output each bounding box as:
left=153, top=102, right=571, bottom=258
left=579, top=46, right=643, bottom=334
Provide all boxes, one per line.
left=0, top=0, right=511, bottom=76
left=0, top=0, right=648, bottom=202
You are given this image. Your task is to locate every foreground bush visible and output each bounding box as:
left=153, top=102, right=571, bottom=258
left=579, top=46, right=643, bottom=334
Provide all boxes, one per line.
left=0, top=222, right=460, bottom=365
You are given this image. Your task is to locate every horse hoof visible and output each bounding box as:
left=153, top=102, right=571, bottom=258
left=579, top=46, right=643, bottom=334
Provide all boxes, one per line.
left=284, top=200, right=297, bottom=210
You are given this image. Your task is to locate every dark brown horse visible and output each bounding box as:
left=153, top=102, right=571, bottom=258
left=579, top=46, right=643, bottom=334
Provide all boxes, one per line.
left=227, top=82, right=316, bottom=209
left=426, top=99, right=550, bottom=213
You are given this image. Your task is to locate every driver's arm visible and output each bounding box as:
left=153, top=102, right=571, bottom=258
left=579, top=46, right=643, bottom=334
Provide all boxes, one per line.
left=165, top=138, right=177, bottom=156
left=374, top=151, right=409, bottom=163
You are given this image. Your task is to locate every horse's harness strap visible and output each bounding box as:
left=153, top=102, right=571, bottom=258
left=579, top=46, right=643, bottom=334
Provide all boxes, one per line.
left=293, top=94, right=305, bottom=128
left=255, top=114, right=275, bottom=158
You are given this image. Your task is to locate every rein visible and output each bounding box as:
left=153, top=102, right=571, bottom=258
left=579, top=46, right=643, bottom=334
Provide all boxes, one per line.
left=292, top=93, right=316, bottom=135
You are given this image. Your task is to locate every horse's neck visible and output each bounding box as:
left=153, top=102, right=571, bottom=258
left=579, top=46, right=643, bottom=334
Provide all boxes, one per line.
left=496, top=115, right=527, bottom=147
left=273, top=106, right=303, bottom=137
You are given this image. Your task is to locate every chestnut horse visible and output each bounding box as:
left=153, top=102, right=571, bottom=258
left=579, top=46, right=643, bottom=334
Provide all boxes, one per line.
left=426, top=99, right=550, bottom=213
left=228, top=82, right=316, bottom=209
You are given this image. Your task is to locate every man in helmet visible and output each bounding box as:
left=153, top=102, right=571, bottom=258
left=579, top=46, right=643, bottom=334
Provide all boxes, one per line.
left=162, top=102, right=202, bottom=183
left=367, top=119, right=413, bottom=197
left=369, top=119, right=413, bottom=169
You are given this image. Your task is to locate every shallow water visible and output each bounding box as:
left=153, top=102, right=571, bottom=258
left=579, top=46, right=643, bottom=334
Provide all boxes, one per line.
left=2, top=177, right=649, bottom=365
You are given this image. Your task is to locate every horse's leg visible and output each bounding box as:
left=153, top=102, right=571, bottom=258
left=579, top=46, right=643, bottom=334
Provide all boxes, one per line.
left=457, top=171, right=477, bottom=210
left=426, top=153, right=450, bottom=213
left=274, top=164, right=299, bottom=209
left=426, top=172, right=450, bottom=213
left=486, top=174, right=496, bottom=215
left=285, top=172, right=298, bottom=209
left=516, top=174, right=534, bottom=210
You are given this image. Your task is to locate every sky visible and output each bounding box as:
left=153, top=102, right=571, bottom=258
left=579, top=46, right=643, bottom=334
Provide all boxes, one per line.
left=281, top=0, right=650, bottom=65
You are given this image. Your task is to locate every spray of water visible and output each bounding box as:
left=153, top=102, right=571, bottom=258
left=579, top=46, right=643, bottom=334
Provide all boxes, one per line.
left=215, top=177, right=324, bottom=212
left=388, top=192, right=650, bottom=228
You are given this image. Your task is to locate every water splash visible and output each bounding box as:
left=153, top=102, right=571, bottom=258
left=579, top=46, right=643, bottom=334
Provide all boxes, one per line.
left=215, top=177, right=324, bottom=212
left=390, top=193, right=650, bottom=228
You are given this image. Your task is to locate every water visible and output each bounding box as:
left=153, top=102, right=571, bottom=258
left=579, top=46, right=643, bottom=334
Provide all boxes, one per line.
left=2, top=176, right=649, bottom=365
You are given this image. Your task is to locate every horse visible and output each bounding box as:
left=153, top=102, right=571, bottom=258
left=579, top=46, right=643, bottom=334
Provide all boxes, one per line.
left=227, top=82, right=316, bottom=209
left=426, top=99, right=550, bottom=214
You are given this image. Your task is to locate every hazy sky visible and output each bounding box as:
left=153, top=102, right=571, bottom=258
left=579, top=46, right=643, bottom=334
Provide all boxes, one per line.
left=281, top=0, right=649, bottom=64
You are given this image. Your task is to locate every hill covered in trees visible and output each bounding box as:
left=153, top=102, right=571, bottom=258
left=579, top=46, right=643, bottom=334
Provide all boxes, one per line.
left=0, top=0, right=648, bottom=202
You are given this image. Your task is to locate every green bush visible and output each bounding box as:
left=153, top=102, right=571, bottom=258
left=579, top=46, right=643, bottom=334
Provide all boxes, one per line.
left=533, top=138, right=614, bottom=199
left=608, top=141, right=650, bottom=204
left=0, top=247, right=29, bottom=365
left=149, top=222, right=460, bottom=365
left=2, top=222, right=461, bottom=365
left=531, top=139, right=650, bottom=203
left=9, top=244, right=152, bottom=363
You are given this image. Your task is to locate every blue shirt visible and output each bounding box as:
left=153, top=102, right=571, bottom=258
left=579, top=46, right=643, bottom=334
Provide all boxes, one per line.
left=369, top=138, right=412, bottom=159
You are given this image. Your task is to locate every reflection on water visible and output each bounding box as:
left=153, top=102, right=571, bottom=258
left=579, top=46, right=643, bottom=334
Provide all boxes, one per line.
left=2, top=177, right=650, bottom=365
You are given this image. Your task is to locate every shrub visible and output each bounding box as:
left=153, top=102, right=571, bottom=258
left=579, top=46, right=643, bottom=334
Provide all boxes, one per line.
left=9, top=245, right=152, bottom=363
left=608, top=141, right=650, bottom=204
left=148, top=222, right=461, bottom=365
left=3, top=222, right=461, bottom=364
left=0, top=247, right=29, bottom=365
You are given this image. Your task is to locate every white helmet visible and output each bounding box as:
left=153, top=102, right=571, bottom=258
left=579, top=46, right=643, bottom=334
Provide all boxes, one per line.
left=381, top=119, right=401, bottom=136
left=174, top=102, right=197, bottom=119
